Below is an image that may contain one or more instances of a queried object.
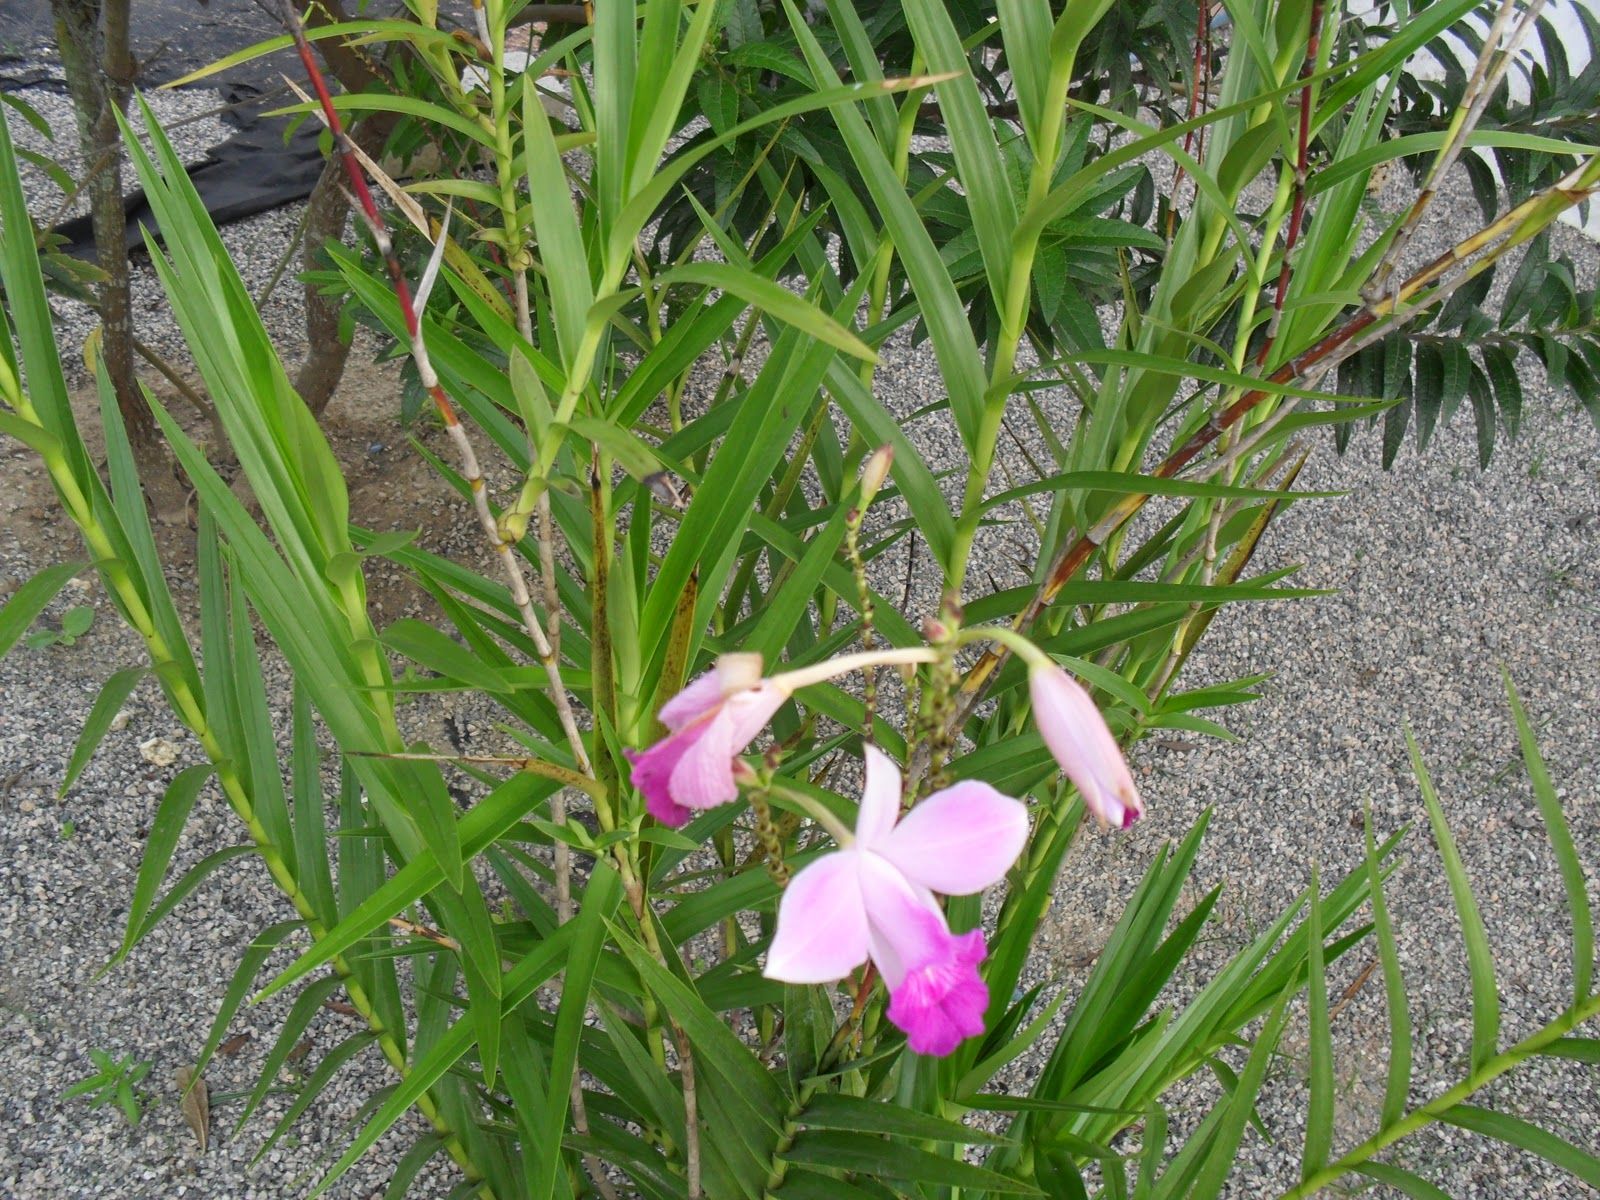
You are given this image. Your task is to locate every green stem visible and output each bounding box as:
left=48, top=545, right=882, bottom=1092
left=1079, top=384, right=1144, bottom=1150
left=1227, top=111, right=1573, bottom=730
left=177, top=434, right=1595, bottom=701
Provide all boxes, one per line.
left=949, top=53, right=1074, bottom=594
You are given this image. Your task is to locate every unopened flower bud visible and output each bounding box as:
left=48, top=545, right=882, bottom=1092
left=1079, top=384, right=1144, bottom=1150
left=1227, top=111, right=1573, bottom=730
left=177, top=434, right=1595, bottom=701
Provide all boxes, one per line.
left=1029, top=664, right=1144, bottom=829
left=857, top=445, right=894, bottom=507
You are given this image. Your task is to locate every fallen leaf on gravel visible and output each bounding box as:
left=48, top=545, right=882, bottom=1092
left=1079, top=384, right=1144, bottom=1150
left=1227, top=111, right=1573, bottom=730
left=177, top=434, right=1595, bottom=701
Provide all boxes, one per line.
left=175, top=1067, right=209, bottom=1153
left=138, top=737, right=179, bottom=767
left=286, top=1037, right=313, bottom=1064
left=217, top=1033, right=253, bottom=1057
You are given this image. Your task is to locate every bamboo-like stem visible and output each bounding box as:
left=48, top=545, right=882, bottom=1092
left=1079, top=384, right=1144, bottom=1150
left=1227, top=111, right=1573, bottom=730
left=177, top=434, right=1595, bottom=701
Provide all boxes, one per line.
left=274, top=10, right=627, bottom=1198
left=950, top=151, right=1599, bottom=719
left=1, top=386, right=494, bottom=1195
left=948, top=41, right=1077, bottom=595
left=1364, top=0, right=1547, bottom=302
left=274, top=0, right=595, bottom=781
left=1278, top=986, right=1600, bottom=1199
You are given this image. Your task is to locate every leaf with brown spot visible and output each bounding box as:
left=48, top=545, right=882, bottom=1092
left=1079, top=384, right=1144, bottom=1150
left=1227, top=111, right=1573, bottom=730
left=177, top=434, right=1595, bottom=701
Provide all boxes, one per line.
left=175, top=1067, right=209, bottom=1153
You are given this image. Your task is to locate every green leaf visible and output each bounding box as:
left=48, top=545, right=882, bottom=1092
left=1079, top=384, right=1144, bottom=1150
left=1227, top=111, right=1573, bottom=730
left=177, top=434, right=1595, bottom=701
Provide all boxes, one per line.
left=253, top=1032, right=376, bottom=1162
left=381, top=619, right=514, bottom=692
left=799, top=1093, right=1005, bottom=1144
left=1354, top=1163, right=1452, bottom=1199
left=1302, top=871, right=1333, bottom=1181
left=59, top=667, right=146, bottom=796
left=782, top=1, right=989, bottom=452
left=902, top=0, right=1016, bottom=309
left=659, top=263, right=875, bottom=363
left=522, top=78, right=594, bottom=369
left=233, top=975, right=345, bottom=1135
left=1409, top=731, right=1499, bottom=1071
left=188, top=919, right=303, bottom=1082
left=529, top=864, right=620, bottom=1200
left=1441, top=1105, right=1600, bottom=1187
left=0, top=561, right=83, bottom=659
left=126, top=845, right=254, bottom=955
left=779, top=1131, right=1040, bottom=1193
left=117, top=765, right=216, bottom=958
left=1504, top=677, right=1593, bottom=1003
left=1367, top=811, right=1411, bottom=1130
left=257, top=770, right=559, bottom=1003
left=310, top=922, right=581, bottom=1198
left=1187, top=991, right=1294, bottom=1200
left=59, top=604, right=94, bottom=637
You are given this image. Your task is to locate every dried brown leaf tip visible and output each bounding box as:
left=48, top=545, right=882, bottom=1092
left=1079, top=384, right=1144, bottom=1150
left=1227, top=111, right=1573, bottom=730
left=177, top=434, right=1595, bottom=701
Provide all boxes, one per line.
left=175, top=1067, right=209, bottom=1154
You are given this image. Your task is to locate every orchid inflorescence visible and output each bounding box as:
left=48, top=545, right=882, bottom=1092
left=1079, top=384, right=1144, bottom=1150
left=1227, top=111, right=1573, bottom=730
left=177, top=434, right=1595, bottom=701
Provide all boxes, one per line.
left=624, top=631, right=1143, bottom=1057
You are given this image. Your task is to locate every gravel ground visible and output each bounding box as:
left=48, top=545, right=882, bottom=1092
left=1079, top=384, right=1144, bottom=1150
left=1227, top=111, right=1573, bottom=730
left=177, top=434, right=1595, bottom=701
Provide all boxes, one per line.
left=2, top=69, right=1598, bottom=1200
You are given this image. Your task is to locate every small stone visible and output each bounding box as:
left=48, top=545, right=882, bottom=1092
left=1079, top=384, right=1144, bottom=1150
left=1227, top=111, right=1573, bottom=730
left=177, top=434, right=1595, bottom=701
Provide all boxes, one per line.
left=109, top=708, right=132, bottom=732
left=19, top=799, right=36, bottom=814
left=138, top=736, right=180, bottom=767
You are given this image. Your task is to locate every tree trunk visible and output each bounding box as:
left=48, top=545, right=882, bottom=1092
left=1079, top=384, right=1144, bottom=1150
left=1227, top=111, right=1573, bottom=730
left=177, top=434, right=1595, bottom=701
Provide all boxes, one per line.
left=53, top=0, right=187, bottom=520
left=292, top=0, right=399, bottom=415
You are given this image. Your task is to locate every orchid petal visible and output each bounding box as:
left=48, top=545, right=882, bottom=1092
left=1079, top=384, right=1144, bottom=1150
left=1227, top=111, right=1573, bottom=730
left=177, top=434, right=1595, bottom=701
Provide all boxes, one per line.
left=665, top=713, right=740, bottom=810
left=857, top=852, right=949, bottom=989
left=720, top=682, right=789, bottom=748
left=658, top=670, right=730, bottom=730
left=764, top=851, right=870, bottom=983
left=625, top=740, right=695, bottom=826
left=877, top=781, right=1029, bottom=896
left=855, top=744, right=902, bottom=848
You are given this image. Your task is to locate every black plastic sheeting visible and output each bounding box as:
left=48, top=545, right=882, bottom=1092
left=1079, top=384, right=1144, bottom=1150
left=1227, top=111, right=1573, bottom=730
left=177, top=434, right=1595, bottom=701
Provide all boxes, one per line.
left=0, top=0, right=335, bottom=255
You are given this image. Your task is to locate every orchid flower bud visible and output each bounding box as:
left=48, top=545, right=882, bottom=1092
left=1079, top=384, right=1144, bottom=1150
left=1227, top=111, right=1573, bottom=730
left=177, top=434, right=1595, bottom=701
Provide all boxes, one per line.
left=1029, top=663, right=1144, bottom=829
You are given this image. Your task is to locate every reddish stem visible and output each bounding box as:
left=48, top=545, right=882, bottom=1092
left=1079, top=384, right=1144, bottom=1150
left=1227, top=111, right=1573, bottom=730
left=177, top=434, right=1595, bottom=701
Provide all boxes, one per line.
left=1258, top=0, right=1326, bottom=368
left=277, top=0, right=462, bottom=425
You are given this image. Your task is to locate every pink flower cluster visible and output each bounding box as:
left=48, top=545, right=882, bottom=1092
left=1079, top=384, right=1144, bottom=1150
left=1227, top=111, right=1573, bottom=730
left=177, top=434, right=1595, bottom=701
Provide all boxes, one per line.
left=624, top=653, right=1142, bottom=1056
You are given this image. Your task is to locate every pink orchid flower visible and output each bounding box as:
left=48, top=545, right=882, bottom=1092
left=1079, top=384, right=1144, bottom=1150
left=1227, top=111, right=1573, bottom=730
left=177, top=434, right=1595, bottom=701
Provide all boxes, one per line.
left=625, top=654, right=789, bottom=826
left=763, top=746, right=1029, bottom=1057
left=1029, top=663, right=1144, bottom=829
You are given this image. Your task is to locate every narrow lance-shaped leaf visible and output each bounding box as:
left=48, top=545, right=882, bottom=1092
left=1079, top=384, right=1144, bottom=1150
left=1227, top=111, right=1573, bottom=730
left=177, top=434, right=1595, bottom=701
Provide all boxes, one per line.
left=59, top=666, right=146, bottom=796
left=1409, top=730, right=1500, bottom=1071
left=1504, top=676, right=1594, bottom=1003
left=1367, top=808, right=1412, bottom=1130
left=1301, top=870, right=1333, bottom=1181
left=0, top=561, right=83, bottom=659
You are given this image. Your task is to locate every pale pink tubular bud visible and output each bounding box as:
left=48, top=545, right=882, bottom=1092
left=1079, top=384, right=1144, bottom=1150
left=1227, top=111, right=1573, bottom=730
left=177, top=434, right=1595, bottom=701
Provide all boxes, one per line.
left=1028, top=664, right=1144, bottom=829
left=857, top=444, right=894, bottom=506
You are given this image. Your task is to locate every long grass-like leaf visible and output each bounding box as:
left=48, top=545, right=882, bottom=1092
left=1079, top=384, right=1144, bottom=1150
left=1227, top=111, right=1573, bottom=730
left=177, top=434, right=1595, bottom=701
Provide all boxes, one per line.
left=1409, top=730, right=1500, bottom=1071
left=1301, top=871, right=1333, bottom=1180
left=1367, top=811, right=1412, bottom=1130
left=1505, top=676, right=1594, bottom=1003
